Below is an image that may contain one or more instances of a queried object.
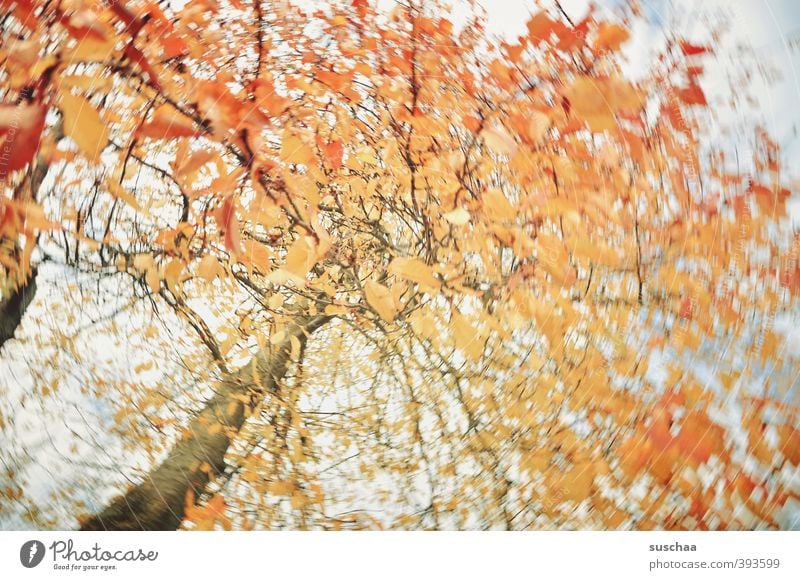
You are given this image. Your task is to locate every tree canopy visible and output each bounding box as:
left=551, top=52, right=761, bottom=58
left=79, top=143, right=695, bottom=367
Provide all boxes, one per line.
left=0, top=0, right=798, bottom=530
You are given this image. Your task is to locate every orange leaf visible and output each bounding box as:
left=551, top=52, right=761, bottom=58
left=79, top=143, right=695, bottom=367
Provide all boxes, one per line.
left=214, top=197, right=241, bottom=255
left=677, top=83, right=706, bottom=106
left=138, top=105, right=201, bottom=140
left=60, top=92, right=108, bottom=161
left=321, top=139, right=344, bottom=169
left=526, top=12, right=562, bottom=44
left=595, top=22, right=630, bottom=52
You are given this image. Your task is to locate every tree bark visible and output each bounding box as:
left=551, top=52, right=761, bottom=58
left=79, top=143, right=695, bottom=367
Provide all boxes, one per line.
left=0, top=121, right=62, bottom=352
left=0, top=267, right=37, bottom=350
left=80, top=314, right=330, bottom=531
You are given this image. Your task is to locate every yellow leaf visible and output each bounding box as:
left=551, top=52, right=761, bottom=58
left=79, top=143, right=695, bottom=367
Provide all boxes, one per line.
left=132, top=254, right=153, bottom=273
left=267, top=480, right=295, bottom=496
left=483, top=125, right=517, bottom=156
left=526, top=110, right=551, bottom=144
left=268, top=293, right=285, bottom=309
left=324, top=304, right=348, bottom=315
left=281, top=131, right=315, bottom=165
left=537, top=232, right=576, bottom=286
left=521, top=449, right=551, bottom=474
left=443, top=207, right=470, bottom=225
left=163, top=259, right=184, bottom=294
left=290, top=491, right=306, bottom=510
left=569, top=237, right=623, bottom=268
left=410, top=309, right=437, bottom=340
left=291, top=439, right=305, bottom=463
left=198, top=254, right=220, bottom=281
left=145, top=267, right=160, bottom=294
left=565, top=76, right=643, bottom=133
left=483, top=189, right=515, bottom=222
left=60, top=92, right=107, bottom=161
left=284, top=236, right=316, bottom=279
left=65, top=37, right=116, bottom=64
left=241, top=470, right=260, bottom=484
left=388, top=257, right=440, bottom=289
left=364, top=280, right=397, bottom=323
left=285, top=172, right=320, bottom=208
left=266, top=269, right=306, bottom=287
left=239, top=239, right=271, bottom=270
left=104, top=178, right=141, bottom=211
left=451, top=311, right=483, bottom=361
left=559, top=462, right=595, bottom=503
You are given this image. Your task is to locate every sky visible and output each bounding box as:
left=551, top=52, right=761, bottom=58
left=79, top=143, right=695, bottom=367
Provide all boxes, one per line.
left=482, top=0, right=800, bottom=164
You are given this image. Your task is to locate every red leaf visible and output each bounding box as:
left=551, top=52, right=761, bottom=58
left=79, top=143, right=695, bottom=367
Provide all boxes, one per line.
left=677, top=83, right=706, bottom=106
left=780, top=265, right=800, bottom=293
left=215, top=197, right=241, bottom=256
left=680, top=41, right=710, bottom=56
left=123, top=44, right=162, bottom=90
left=0, top=103, right=46, bottom=173
left=352, top=0, right=369, bottom=19
left=2, top=0, right=38, bottom=29
left=679, top=296, right=693, bottom=319
left=321, top=139, right=343, bottom=169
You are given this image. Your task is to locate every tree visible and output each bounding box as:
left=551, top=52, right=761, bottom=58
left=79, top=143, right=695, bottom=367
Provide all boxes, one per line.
left=1, top=0, right=798, bottom=530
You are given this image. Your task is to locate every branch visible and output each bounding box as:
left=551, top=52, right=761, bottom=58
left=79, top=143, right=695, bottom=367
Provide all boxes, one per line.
left=79, top=314, right=330, bottom=530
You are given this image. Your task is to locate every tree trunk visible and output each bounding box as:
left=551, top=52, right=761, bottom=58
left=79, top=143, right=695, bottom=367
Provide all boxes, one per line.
left=0, top=267, right=37, bottom=350
left=80, top=314, right=330, bottom=531
left=0, top=121, right=62, bottom=352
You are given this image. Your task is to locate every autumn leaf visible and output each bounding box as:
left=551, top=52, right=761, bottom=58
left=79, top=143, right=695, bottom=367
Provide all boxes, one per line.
left=4, top=0, right=796, bottom=535
left=565, top=76, right=644, bottom=132
left=482, top=189, right=515, bottom=222
left=526, top=12, right=563, bottom=44
left=198, top=254, right=221, bottom=281
left=319, top=138, right=344, bottom=169
left=483, top=125, right=517, bottom=156
left=214, top=197, right=242, bottom=255
left=0, top=103, right=46, bottom=172
left=595, top=23, right=630, bottom=52
left=559, top=462, right=595, bottom=503
left=677, top=83, right=707, bottom=106
left=364, top=280, right=397, bottom=323
left=680, top=41, right=711, bottom=56
left=451, top=311, right=483, bottom=361
left=443, top=207, right=470, bottom=225
left=281, top=131, right=315, bottom=165
left=283, top=236, right=317, bottom=280
left=388, top=257, right=440, bottom=289
left=163, top=259, right=184, bottom=295
left=138, top=104, right=201, bottom=140
left=60, top=92, right=108, bottom=161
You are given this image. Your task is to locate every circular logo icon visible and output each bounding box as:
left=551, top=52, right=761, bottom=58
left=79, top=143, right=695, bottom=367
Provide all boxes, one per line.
left=20, top=540, right=46, bottom=568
